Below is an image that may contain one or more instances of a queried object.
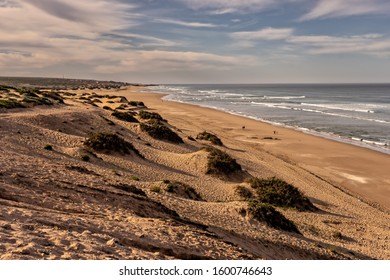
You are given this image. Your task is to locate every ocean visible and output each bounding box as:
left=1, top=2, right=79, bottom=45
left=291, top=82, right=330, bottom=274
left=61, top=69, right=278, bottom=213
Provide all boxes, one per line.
left=147, top=84, right=390, bottom=154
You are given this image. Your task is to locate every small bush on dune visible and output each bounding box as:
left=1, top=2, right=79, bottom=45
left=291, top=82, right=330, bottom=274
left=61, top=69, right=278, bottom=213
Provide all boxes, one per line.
left=140, top=120, right=183, bottom=143
left=248, top=201, right=300, bottom=234
left=138, top=110, right=165, bottom=121
left=196, top=131, right=223, bottom=146
left=111, top=110, right=139, bottom=123
left=80, top=154, right=90, bottom=162
left=44, top=144, right=53, bottom=151
left=118, top=96, right=128, bottom=103
left=205, top=147, right=242, bottom=176
left=0, top=99, right=25, bottom=109
left=150, top=186, right=161, bottom=193
left=42, top=92, right=64, bottom=104
left=18, top=88, right=42, bottom=96
left=22, top=96, right=53, bottom=106
left=248, top=177, right=316, bottom=211
left=235, top=185, right=253, bottom=200
left=84, top=132, right=143, bottom=157
left=129, top=101, right=145, bottom=107
left=163, top=181, right=203, bottom=201
left=0, top=85, right=16, bottom=93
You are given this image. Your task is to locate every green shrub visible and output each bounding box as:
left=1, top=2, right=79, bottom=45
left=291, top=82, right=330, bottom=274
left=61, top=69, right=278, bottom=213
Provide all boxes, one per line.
left=248, top=177, right=316, bottom=211
left=18, top=88, right=42, bottom=96
left=248, top=201, right=300, bottom=234
left=131, top=176, right=140, bottom=181
left=22, top=96, right=53, bottom=106
left=165, top=183, right=177, bottom=193
left=150, top=186, right=161, bottom=193
left=42, top=92, right=64, bottom=104
left=205, top=147, right=241, bottom=176
left=138, top=110, right=164, bottom=121
left=44, top=144, right=53, bottom=151
left=0, top=85, right=16, bottom=92
left=129, top=101, right=145, bottom=107
left=118, top=96, right=128, bottom=103
left=332, top=231, right=343, bottom=239
left=162, top=181, right=202, bottom=200
left=235, top=185, right=253, bottom=200
left=84, top=132, right=143, bottom=157
left=140, top=120, right=183, bottom=143
left=196, top=131, right=223, bottom=146
left=111, top=110, right=139, bottom=123
left=0, top=99, right=25, bottom=109
left=80, top=154, right=90, bottom=162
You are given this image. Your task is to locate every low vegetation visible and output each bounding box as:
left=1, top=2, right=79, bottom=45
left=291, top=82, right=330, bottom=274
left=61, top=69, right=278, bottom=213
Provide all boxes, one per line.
left=150, top=186, right=161, bottom=193
left=235, top=185, right=253, bottom=200
left=332, top=231, right=343, bottom=239
left=128, top=101, right=145, bottom=107
left=140, top=120, right=183, bottom=143
left=138, top=110, right=165, bottom=121
left=234, top=177, right=310, bottom=233
left=22, top=96, right=54, bottom=106
left=248, top=177, right=317, bottom=211
left=84, top=132, right=143, bottom=157
left=205, top=147, right=242, bottom=176
left=163, top=180, right=203, bottom=201
left=196, top=131, right=223, bottom=146
left=0, top=99, right=25, bottom=109
left=42, top=92, right=65, bottom=104
left=111, top=110, right=139, bottom=123
left=80, top=154, right=90, bottom=162
left=44, top=144, right=53, bottom=151
left=248, top=201, right=300, bottom=234
left=0, top=85, right=16, bottom=92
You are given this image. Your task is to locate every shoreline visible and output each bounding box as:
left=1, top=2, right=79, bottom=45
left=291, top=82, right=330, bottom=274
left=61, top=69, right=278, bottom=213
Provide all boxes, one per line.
left=160, top=94, right=390, bottom=156
left=156, top=90, right=390, bottom=156
left=123, top=86, right=390, bottom=212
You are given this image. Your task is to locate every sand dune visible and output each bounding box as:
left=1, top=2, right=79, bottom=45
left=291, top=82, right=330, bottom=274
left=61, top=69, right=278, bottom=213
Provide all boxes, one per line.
left=0, top=85, right=389, bottom=260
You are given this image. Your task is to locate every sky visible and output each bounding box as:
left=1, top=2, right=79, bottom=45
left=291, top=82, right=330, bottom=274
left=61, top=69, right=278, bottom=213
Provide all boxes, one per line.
left=1, top=0, right=390, bottom=84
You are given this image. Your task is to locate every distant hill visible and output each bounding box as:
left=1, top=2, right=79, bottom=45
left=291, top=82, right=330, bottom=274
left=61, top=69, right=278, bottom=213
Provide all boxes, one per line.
left=0, top=76, right=141, bottom=90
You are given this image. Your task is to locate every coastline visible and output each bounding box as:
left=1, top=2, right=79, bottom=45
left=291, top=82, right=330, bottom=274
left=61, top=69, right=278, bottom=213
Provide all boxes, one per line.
left=152, top=86, right=390, bottom=155
left=125, top=86, right=390, bottom=212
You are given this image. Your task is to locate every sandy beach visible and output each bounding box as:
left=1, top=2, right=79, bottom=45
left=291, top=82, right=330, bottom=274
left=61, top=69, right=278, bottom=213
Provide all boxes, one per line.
left=122, top=88, right=390, bottom=212
left=1, top=85, right=389, bottom=260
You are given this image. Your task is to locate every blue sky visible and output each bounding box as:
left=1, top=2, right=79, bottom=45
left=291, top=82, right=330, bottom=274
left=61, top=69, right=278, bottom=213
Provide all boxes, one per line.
left=1, top=0, right=390, bottom=83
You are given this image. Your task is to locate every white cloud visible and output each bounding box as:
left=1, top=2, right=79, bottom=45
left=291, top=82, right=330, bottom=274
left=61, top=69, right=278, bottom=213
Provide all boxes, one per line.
left=154, top=18, right=218, bottom=28
left=301, top=0, right=390, bottom=20
left=230, top=27, right=390, bottom=57
left=178, top=0, right=290, bottom=14
left=0, top=0, right=179, bottom=73
left=94, top=50, right=251, bottom=73
left=288, top=34, right=390, bottom=55
left=231, top=27, right=294, bottom=40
